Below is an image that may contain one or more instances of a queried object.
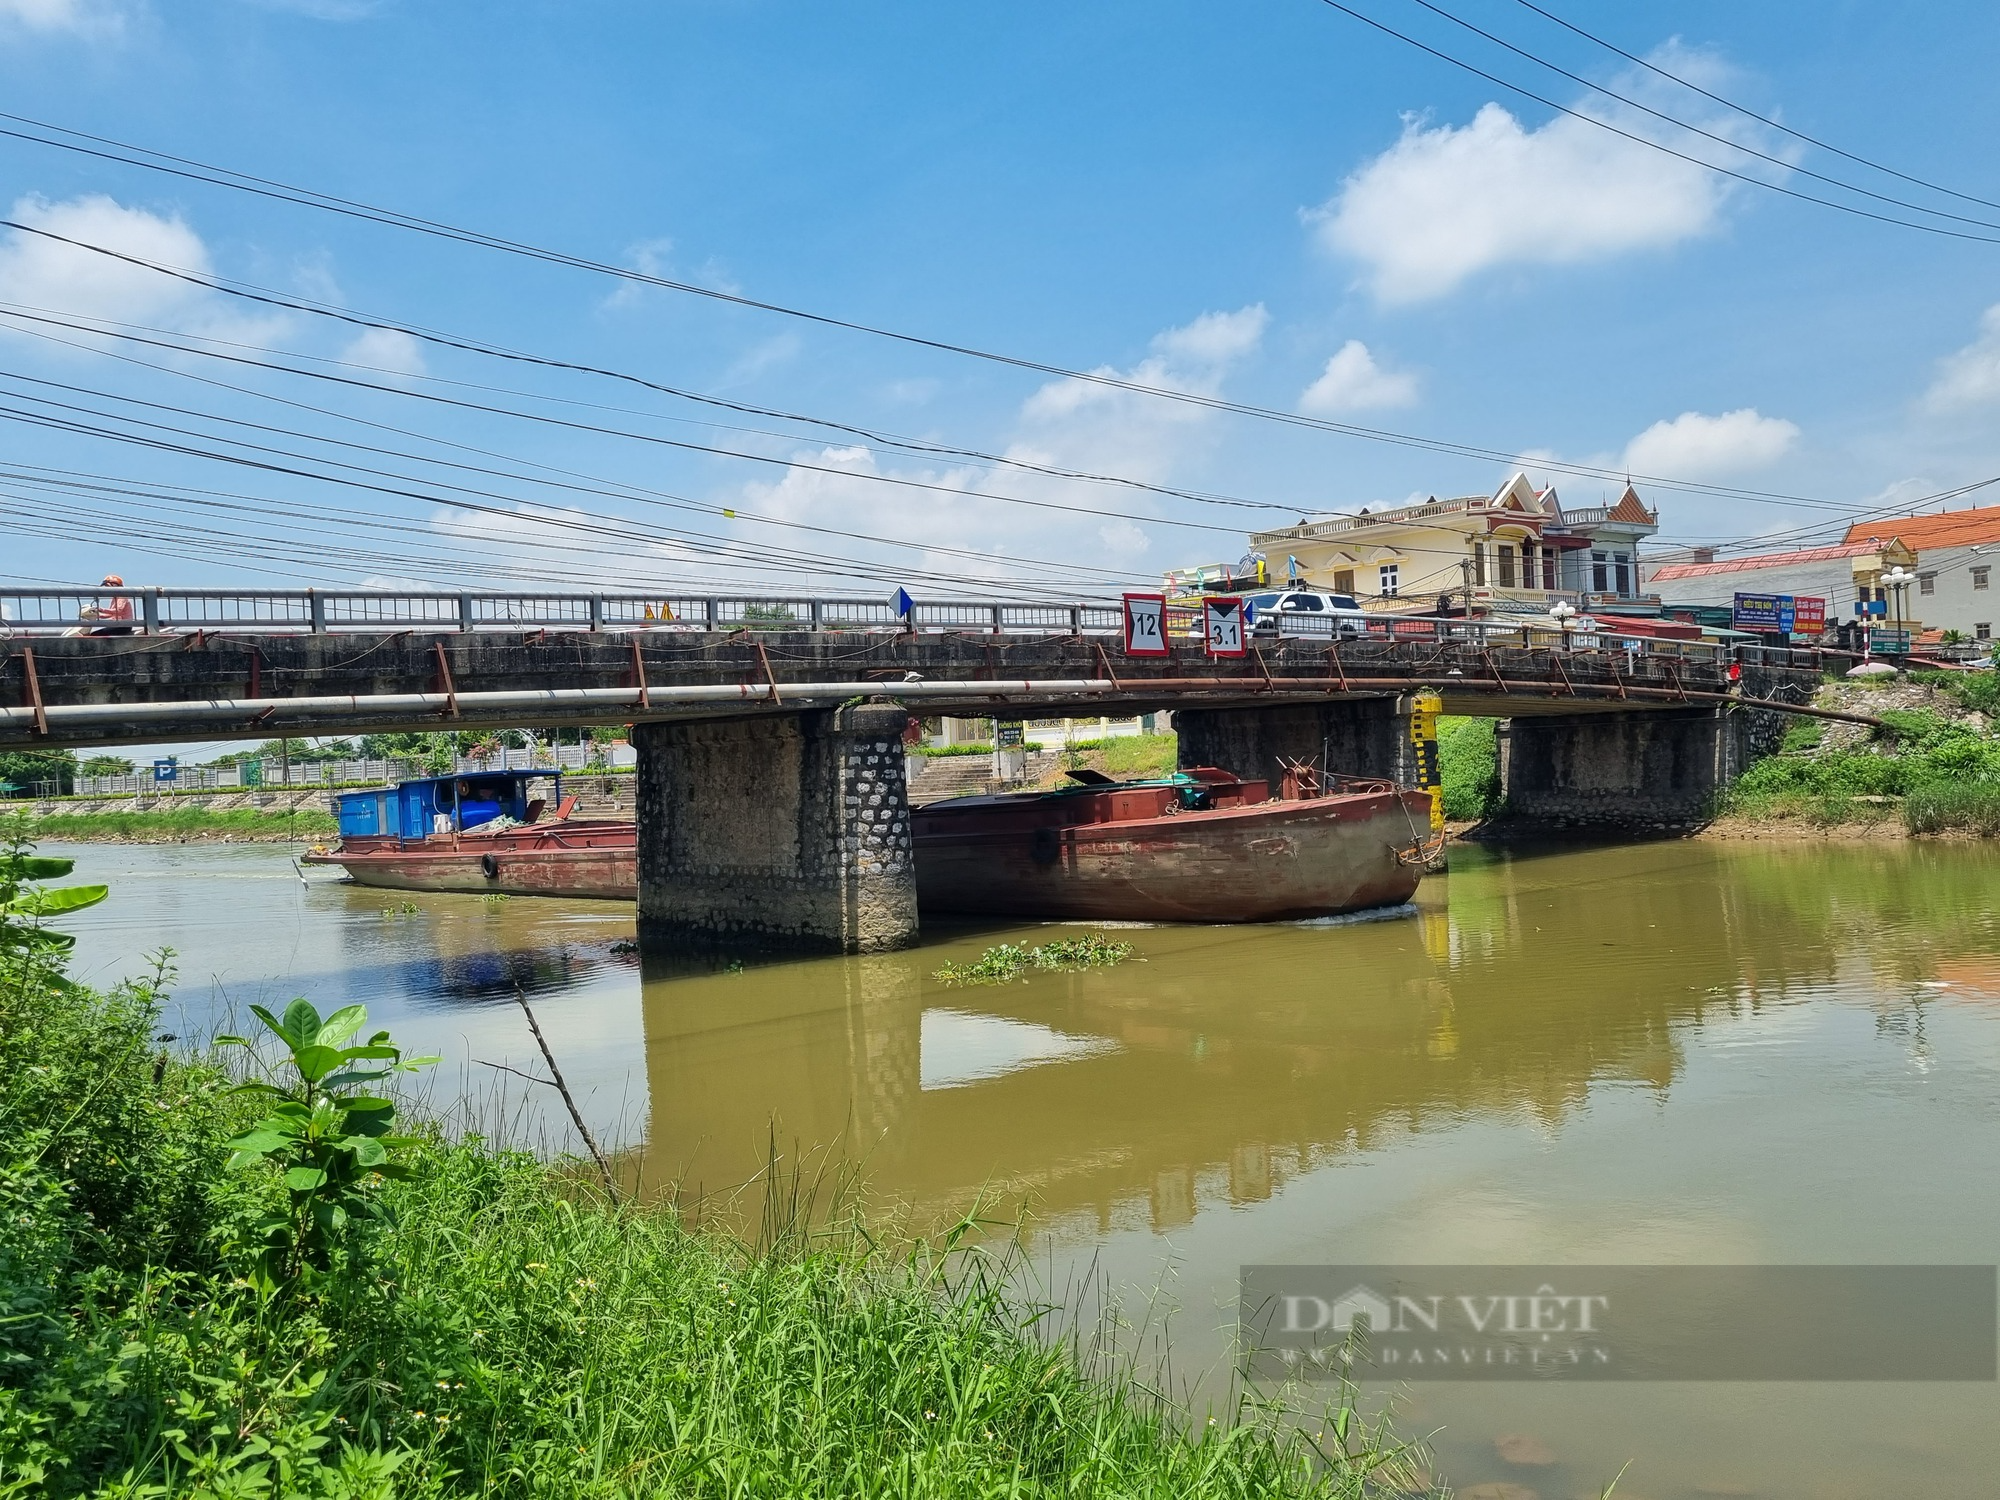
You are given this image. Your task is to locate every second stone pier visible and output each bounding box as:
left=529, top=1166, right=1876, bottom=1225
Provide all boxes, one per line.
left=632, top=701, right=918, bottom=953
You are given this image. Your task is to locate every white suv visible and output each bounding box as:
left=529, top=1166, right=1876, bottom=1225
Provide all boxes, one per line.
left=1244, top=590, right=1370, bottom=640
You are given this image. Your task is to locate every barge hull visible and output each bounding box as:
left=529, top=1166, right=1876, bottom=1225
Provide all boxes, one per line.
left=914, top=789, right=1429, bottom=923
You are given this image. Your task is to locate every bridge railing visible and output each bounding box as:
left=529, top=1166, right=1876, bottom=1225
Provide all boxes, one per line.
left=0, top=587, right=1857, bottom=672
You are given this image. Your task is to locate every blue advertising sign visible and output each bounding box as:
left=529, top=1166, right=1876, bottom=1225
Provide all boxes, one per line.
left=1732, top=593, right=1784, bottom=631
left=153, top=758, right=178, bottom=783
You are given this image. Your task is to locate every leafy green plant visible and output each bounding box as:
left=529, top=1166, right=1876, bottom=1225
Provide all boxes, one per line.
left=217, top=1001, right=436, bottom=1293
left=935, top=934, right=1134, bottom=984
left=0, top=835, right=106, bottom=957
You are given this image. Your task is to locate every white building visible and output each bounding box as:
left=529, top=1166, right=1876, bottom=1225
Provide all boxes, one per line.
left=1844, top=507, right=2000, bottom=644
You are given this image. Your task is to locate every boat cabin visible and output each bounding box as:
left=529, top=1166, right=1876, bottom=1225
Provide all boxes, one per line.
left=334, top=771, right=563, bottom=842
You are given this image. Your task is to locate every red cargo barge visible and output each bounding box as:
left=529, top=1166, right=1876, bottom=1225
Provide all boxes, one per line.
left=912, top=766, right=1437, bottom=923
left=302, top=771, right=637, bottom=900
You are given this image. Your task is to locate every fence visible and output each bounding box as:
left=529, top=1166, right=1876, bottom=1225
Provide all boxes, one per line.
left=68, top=742, right=638, bottom=798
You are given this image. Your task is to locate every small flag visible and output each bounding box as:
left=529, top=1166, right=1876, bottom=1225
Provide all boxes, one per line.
left=890, top=587, right=914, bottom=617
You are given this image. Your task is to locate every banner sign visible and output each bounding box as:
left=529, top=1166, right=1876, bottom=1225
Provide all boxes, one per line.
left=1121, top=592, right=1169, bottom=657
left=1792, top=596, right=1826, bottom=633
left=1202, top=596, right=1246, bottom=658
left=1731, top=593, right=1790, bottom=632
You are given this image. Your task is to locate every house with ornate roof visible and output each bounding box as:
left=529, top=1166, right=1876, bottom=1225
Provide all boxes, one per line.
left=1843, top=505, right=2000, bottom=644
left=1242, top=472, right=1660, bottom=616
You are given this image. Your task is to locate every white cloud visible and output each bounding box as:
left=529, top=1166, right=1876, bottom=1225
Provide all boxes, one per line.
left=1298, top=340, right=1419, bottom=414
left=0, top=0, right=128, bottom=37
left=1622, top=408, right=1799, bottom=477
left=719, top=306, right=1272, bottom=588
left=1923, top=304, right=2000, bottom=411
left=0, top=194, right=287, bottom=345
left=1022, top=303, right=1266, bottom=421
left=339, top=326, right=427, bottom=378
left=1307, top=45, right=1784, bottom=303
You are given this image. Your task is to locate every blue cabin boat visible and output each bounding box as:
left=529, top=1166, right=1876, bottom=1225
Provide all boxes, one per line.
left=334, top=770, right=564, bottom=842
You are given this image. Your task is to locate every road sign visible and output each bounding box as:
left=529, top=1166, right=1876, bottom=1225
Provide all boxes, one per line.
left=1122, top=592, right=1169, bottom=657
left=153, top=758, right=177, bottom=783
left=1202, top=596, right=1246, bottom=658
left=889, top=587, right=914, bottom=618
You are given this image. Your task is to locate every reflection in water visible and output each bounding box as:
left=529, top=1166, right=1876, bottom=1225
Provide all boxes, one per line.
left=47, top=836, right=2000, bottom=1500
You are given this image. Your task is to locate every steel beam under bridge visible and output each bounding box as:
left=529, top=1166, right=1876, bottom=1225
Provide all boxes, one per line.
left=1, top=628, right=1823, bottom=751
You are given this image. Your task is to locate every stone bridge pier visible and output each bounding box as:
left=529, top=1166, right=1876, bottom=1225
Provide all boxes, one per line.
left=631, top=701, right=918, bottom=953
left=1499, top=706, right=1739, bottom=835
left=1173, top=697, right=1417, bottom=787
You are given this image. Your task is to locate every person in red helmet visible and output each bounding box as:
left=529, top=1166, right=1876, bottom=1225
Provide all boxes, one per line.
left=85, top=574, right=137, bottom=635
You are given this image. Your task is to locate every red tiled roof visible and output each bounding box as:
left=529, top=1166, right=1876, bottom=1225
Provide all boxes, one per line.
left=1843, top=504, right=2000, bottom=551
left=1648, top=541, right=1885, bottom=582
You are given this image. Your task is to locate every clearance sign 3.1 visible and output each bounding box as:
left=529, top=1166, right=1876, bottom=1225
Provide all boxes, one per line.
left=1732, top=592, right=1826, bottom=636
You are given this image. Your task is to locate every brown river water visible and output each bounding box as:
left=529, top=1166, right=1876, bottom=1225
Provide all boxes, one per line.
left=48, top=836, right=2000, bottom=1500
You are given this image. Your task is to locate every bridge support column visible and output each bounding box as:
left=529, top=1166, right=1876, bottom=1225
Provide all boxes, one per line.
left=1173, top=697, right=1414, bottom=785
left=1500, top=707, right=1736, bottom=835
left=633, top=701, right=917, bottom=953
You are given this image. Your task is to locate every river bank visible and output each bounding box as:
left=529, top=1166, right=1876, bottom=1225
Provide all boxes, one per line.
left=11, top=805, right=337, bottom=843
left=1, top=838, right=1427, bottom=1499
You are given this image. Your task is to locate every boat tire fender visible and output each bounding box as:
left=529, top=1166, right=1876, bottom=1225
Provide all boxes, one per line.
left=481, top=853, right=500, bottom=880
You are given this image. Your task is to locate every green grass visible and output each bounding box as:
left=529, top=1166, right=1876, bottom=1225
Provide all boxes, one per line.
left=1438, top=717, right=1501, bottom=822
left=1722, top=708, right=2000, bottom=831
left=933, top=934, right=1136, bottom=985
left=17, top=807, right=337, bottom=842
left=1903, top=781, right=2000, bottom=836
left=0, top=838, right=1428, bottom=1499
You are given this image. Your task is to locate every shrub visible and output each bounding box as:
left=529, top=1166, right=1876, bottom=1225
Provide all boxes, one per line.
left=1904, top=781, right=2000, bottom=836
left=1438, top=717, right=1501, bottom=821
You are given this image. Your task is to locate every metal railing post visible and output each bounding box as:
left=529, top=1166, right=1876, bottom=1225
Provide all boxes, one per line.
left=141, top=590, right=160, bottom=635
left=309, top=590, right=325, bottom=634
left=703, top=599, right=718, bottom=630
left=458, top=594, right=475, bottom=632
left=588, top=595, right=604, bottom=631
left=1068, top=605, right=1082, bottom=635
left=991, top=604, right=1004, bottom=634
left=810, top=599, right=825, bottom=630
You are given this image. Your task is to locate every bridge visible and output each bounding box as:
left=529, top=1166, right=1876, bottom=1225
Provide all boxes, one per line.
left=4, top=586, right=1831, bottom=953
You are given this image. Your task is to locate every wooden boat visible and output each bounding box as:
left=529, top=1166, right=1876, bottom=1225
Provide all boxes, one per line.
left=302, top=771, right=637, bottom=899
left=912, top=766, right=1437, bottom=923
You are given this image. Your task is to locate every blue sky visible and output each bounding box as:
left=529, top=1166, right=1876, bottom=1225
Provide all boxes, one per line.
left=2, top=0, right=1999, bottom=600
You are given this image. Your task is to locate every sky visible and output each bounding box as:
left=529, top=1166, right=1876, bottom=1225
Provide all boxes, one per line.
left=2, top=0, right=2000, bottom=607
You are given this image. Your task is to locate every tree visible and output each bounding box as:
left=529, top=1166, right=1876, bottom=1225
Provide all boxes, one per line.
left=78, top=755, right=136, bottom=777
left=0, top=750, right=77, bottom=797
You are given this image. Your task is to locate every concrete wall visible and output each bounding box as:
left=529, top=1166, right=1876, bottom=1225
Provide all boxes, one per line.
left=632, top=702, right=917, bottom=953
left=1174, top=697, right=1413, bottom=786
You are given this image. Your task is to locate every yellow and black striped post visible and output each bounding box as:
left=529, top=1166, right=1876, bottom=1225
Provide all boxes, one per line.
left=1410, top=689, right=1443, bottom=833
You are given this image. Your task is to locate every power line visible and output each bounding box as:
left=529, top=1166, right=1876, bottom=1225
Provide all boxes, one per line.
left=0, top=132, right=1924, bottom=509
left=0, top=318, right=1153, bottom=589
left=1310, top=0, right=2000, bottom=246
left=1401, top=0, right=2000, bottom=235
left=1508, top=0, right=2000, bottom=216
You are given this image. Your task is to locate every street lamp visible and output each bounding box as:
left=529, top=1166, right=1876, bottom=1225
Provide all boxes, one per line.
left=1882, top=566, right=1913, bottom=647
left=1549, top=599, right=1577, bottom=646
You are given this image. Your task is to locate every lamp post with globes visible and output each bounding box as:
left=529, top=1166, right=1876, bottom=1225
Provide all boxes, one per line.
left=1550, top=599, right=1577, bottom=650
left=1882, top=566, right=1914, bottom=653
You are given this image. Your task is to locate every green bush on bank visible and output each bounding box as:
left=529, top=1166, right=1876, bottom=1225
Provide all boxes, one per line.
left=1438, top=717, right=1501, bottom=822
left=0, top=827, right=1428, bottom=1499
left=1723, top=705, right=2000, bottom=834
